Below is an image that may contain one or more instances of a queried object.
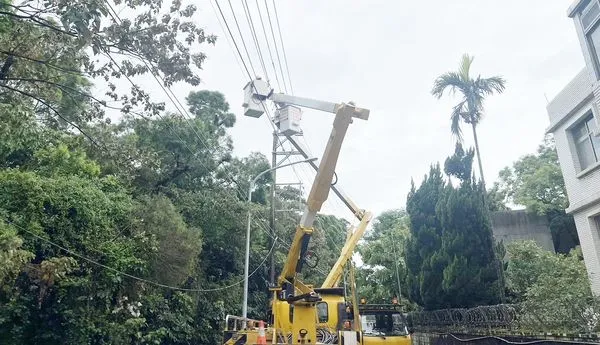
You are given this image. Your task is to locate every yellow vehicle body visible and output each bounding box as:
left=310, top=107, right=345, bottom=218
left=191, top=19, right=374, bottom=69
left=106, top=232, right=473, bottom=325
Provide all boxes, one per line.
left=225, top=81, right=412, bottom=345
left=269, top=287, right=347, bottom=341
left=363, top=336, right=411, bottom=345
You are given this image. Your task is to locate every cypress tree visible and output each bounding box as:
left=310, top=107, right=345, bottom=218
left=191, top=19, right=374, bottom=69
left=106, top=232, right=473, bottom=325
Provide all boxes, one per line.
left=405, top=164, right=445, bottom=309
left=406, top=144, right=502, bottom=310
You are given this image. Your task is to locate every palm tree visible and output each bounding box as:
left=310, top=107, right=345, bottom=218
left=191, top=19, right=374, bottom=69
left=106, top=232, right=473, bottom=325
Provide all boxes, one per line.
left=431, top=54, right=505, bottom=186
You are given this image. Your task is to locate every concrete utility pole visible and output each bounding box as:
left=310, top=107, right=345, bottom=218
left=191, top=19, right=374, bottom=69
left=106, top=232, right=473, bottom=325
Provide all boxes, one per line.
left=269, top=131, right=277, bottom=286
left=242, top=157, right=316, bottom=321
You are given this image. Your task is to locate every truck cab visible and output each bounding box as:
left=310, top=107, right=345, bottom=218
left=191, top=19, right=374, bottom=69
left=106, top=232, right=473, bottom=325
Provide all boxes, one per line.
left=359, top=304, right=411, bottom=345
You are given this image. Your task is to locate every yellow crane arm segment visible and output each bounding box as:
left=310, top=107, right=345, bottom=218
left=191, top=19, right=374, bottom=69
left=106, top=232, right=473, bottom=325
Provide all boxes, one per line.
left=277, top=103, right=369, bottom=291
left=321, top=211, right=373, bottom=288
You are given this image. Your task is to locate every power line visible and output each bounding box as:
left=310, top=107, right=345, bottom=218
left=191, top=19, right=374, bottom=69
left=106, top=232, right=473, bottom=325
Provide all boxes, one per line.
left=256, top=0, right=281, bottom=92
left=212, top=0, right=329, bottom=279
left=214, top=0, right=255, bottom=85
left=226, top=0, right=257, bottom=78
left=263, top=0, right=288, bottom=93
left=255, top=0, right=282, bottom=92
left=209, top=0, right=247, bottom=78
left=212, top=0, right=305, bottom=203
left=241, top=0, right=269, bottom=81
left=213, top=1, right=302, bottom=194
left=102, top=0, right=279, bottom=246
left=272, top=0, right=294, bottom=94
left=5, top=218, right=276, bottom=293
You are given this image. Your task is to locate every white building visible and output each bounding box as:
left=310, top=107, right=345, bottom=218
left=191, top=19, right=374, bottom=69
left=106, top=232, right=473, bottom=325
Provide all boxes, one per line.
left=546, top=0, right=600, bottom=293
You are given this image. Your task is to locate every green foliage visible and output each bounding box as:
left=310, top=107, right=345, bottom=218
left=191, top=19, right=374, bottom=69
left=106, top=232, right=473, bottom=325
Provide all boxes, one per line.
left=405, top=165, right=445, bottom=308
left=497, top=137, right=579, bottom=253
left=133, top=195, right=201, bottom=287
left=406, top=147, right=502, bottom=310
left=436, top=177, right=501, bottom=307
left=486, top=184, right=510, bottom=212
left=0, top=80, right=263, bottom=342
left=431, top=54, right=506, bottom=141
left=0, top=223, right=34, bottom=285
left=1, top=0, right=217, bottom=124
left=0, top=102, right=47, bottom=168
left=0, top=166, right=152, bottom=343
left=33, top=143, right=101, bottom=177
left=444, top=143, right=474, bottom=181
left=432, top=53, right=506, bottom=184
left=506, top=241, right=599, bottom=332
left=357, top=210, right=411, bottom=305
left=498, top=137, right=567, bottom=213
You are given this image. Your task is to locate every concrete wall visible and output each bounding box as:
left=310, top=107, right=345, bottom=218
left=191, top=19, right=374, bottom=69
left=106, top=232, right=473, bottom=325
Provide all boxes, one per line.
left=490, top=210, right=554, bottom=253
left=573, top=204, right=600, bottom=293
left=544, top=11, right=600, bottom=293
left=548, top=93, right=600, bottom=215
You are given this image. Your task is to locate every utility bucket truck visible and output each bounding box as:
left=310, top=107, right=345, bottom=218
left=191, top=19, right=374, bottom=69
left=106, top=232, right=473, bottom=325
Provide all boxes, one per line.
left=222, top=79, right=410, bottom=345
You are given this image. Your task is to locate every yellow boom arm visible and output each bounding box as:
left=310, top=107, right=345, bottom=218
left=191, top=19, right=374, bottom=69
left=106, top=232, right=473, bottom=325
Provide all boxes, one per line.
left=277, top=103, right=369, bottom=292
left=321, top=211, right=373, bottom=288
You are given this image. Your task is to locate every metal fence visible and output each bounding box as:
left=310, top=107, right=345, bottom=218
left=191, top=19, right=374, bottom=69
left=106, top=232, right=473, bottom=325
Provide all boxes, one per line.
left=407, top=304, right=600, bottom=336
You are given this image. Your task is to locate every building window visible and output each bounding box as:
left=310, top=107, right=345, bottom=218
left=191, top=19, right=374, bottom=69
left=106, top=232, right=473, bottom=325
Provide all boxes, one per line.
left=572, top=113, right=600, bottom=170
left=583, top=1, right=600, bottom=74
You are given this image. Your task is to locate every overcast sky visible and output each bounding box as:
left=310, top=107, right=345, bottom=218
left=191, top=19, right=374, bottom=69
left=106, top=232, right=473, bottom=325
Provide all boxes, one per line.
left=149, top=0, right=584, bottom=222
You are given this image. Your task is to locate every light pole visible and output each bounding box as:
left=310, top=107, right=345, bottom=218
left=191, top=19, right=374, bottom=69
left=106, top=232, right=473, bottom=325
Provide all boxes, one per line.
left=242, top=157, right=317, bottom=322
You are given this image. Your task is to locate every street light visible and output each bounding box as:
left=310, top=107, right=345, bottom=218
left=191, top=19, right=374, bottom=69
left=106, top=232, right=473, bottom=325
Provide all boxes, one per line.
left=242, top=157, right=317, bottom=322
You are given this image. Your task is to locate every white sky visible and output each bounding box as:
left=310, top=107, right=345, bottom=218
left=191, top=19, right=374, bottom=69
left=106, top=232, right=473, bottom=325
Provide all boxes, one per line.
left=129, top=0, right=585, bottom=222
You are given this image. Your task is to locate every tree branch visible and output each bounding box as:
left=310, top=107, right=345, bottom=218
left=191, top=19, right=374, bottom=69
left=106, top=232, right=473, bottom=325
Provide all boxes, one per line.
left=0, top=83, right=101, bottom=148
left=0, top=50, right=88, bottom=76
left=0, top=11, right=78, bottom=38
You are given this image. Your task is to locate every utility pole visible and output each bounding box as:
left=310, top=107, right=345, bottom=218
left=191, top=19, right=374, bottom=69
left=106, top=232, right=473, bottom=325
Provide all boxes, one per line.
left=268, top=131, right=304, bottom=285
left=269, top=131, right=277, bottom=286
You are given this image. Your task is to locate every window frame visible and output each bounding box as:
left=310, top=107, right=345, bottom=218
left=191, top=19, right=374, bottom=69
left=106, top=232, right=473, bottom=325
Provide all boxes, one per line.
left=316, top=302, right=328, bottom=323
left=571, top=113, right=600, bottom=171
left=582, top=0, right=600, bottom=77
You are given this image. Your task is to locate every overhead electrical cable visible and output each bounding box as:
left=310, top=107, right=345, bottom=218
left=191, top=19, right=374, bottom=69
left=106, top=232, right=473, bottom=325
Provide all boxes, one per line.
left=263, top=0, right=288, bottom=93
left=5, top=219, right=276, bottom=293
left=241, top=0, right=269, bottom=81
left=102, top=0, right=278, bottom=242
left=255, top=0, right=281, bottom=92
left=272, top=0, right=294, bottom=94
left=226, top=0, right=257, bottom=78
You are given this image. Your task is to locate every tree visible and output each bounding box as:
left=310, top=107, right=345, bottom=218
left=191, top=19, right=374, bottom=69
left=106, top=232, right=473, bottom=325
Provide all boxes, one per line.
left=432, top=54, right=506, bottom=186
left=405, top=165, right=445, bottom=308
left=0, top=63, right=268, bottom=342
left=0, top=0, right=216, bottom=129
left=497, top=137, right=579, bottom=253
left=486, top=184, right=510, bottom=212
left=0, top=157, right=153, bottom=343
left=506, top=241, right=599, bottom=332
left=444, top=142, right=474, bottom=181
left=358, top=210, right=410, bottom=304
left=0, top=223, right=34, bottom=285
left=436, top=165, right=502, bottom=308
left=405, top=145, right=502, bottom=310
left=132, top=195, right=201, bottom=287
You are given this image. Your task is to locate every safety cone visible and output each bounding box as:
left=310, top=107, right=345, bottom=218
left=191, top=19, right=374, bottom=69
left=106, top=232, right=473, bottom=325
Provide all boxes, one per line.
left=257, top=320, right=267, bottom=345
